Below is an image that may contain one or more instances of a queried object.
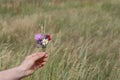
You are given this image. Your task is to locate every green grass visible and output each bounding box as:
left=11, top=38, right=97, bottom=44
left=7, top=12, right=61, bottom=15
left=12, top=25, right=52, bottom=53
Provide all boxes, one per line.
left=0, top=0, right=120, bottom=80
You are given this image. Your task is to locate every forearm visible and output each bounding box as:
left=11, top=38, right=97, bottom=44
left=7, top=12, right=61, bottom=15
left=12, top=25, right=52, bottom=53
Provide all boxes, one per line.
left=0, top=67, right=25, bottom=80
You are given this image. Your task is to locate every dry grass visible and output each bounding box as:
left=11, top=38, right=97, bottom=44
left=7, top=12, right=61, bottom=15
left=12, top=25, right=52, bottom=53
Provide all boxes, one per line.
left=0, top=0, right=120, bottom=80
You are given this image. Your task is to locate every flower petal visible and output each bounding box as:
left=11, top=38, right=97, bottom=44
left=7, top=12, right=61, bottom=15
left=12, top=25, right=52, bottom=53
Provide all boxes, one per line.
left=34, top=34, right=43, bottom=40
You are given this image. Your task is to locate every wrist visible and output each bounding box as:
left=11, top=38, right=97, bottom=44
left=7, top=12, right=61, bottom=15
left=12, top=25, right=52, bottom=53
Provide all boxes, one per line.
left=15, top=66, right=26, bottom=79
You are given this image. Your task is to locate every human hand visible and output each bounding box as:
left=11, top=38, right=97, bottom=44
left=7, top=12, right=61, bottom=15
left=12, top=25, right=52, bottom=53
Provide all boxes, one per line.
left=18, top=52, right=48, bottom=77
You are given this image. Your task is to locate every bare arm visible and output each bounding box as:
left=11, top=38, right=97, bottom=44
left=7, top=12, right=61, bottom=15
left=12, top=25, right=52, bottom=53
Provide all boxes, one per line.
left=0, top=67, right=25, bottom=80
left=0, top=52, right=48, bottom=80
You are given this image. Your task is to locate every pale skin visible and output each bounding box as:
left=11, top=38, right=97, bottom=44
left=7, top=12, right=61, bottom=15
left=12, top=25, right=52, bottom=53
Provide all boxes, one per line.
left=0, top=52, right=48, bottom=80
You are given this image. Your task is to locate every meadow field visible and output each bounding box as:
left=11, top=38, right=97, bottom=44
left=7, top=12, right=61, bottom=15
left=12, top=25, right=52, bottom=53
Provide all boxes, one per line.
left=0, top=0, right=120, bottom=80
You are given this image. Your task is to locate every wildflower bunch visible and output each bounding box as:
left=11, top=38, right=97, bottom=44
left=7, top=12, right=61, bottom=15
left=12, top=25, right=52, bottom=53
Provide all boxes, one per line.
left=34, top=34, right=51, bottom=51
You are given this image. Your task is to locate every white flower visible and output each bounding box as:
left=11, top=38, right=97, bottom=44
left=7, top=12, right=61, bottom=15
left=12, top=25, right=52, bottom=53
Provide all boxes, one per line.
left=42, top=39, right=48, bottom=46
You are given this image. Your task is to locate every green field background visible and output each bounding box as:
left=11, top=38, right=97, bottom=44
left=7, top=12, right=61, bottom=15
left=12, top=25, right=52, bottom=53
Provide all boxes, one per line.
left=0, top=0, right=120, bottom=80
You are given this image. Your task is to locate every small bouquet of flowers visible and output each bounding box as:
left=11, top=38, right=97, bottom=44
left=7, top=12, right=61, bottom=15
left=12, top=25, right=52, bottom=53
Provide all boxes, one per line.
left=34, top=34, right=51, bottom=51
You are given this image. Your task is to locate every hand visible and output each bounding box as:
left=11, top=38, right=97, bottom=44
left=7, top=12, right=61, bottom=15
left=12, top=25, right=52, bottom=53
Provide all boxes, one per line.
left=18, top=52, right=48, bottom=77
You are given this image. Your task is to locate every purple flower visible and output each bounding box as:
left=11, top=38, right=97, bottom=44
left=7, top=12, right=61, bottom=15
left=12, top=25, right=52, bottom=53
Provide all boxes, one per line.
left=34, top=34, right=43, bottom=41
left=34, top=33, right=51, bottom=49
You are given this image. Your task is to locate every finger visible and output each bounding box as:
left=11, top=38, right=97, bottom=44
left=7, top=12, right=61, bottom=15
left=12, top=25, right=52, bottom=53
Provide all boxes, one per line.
left=36, top=64, right=44, bottom=70
left=38, top=64, right=44, bottom=68
left=44, top=54, right=48, bottom=58
left=39, top=64, right=44, bottom=68
left=43, top=57, right=47, bottom=62
left=41, top=62, right=46, bottom=65
left=35, top=62, right=46, bottom=70
left=32, top=52, right=46, bottom=61
left=36, top=55, right=48, bottom=63
left=35, top=58, right=47, bottom=66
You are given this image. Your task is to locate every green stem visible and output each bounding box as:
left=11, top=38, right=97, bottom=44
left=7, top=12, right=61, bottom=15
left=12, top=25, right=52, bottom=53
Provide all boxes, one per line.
left=42, top=48, right=46, bottom=52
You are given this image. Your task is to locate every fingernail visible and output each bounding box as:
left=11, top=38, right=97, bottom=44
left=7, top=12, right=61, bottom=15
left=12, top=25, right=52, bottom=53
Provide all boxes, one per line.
left=42, top=52, right=46, bottom=55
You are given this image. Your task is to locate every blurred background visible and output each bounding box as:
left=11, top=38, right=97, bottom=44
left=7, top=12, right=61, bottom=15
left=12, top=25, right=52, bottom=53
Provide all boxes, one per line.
left=0, top=0, right=120, bottom=80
